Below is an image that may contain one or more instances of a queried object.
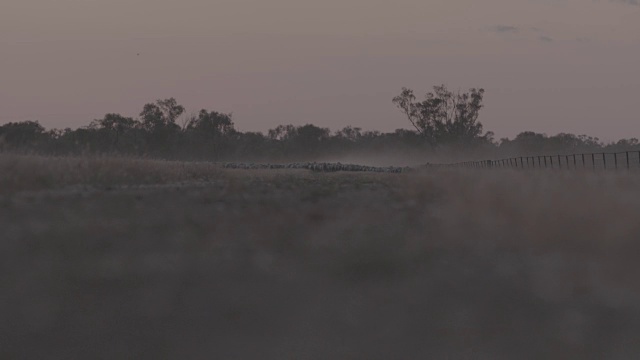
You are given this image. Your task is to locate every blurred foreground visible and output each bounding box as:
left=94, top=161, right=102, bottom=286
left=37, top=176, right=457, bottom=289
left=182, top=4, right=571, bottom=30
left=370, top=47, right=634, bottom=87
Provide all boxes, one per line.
left=2, top=154, right=640, bottom=359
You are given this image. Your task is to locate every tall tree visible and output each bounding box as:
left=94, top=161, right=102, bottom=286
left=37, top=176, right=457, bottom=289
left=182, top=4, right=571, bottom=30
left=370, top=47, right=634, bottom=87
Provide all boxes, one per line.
left=90, top=113, right=137, bottom=147
left=139, top=98, right=184, bottom=133
left=186, top=110, right=235, bottom=137
left=139, top=98, right=185, bottom=152
left=184, top=109, right=236, bottom=159
left=392, top=85, right=488, bottom=145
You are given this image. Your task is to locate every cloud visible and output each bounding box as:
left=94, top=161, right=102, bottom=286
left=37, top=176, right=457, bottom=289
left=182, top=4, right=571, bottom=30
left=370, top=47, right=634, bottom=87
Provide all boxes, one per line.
left=575, top=37, right=592, bottom=43
left=490, top=25, right=519, bottom=33
left=488, top=25, right=565, bottom=43
left=489, top=25, right=555, bottom=43
left=613, top=0, right=638, bottom=5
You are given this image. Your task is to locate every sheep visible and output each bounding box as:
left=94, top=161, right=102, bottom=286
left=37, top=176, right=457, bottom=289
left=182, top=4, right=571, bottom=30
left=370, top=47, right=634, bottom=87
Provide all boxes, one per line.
left=223, top=161, right=410, bottom=174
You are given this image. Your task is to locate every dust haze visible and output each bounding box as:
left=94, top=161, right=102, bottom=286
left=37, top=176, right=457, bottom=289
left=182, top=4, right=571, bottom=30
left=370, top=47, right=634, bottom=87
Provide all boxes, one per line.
left=3, top=0, right=640, bottom=357
left=3, top=154, right=640, bottom=359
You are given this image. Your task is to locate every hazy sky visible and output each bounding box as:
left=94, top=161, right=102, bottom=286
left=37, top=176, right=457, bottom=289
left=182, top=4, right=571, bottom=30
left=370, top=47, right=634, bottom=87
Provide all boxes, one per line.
left=2, top=0, right=639, bottom=140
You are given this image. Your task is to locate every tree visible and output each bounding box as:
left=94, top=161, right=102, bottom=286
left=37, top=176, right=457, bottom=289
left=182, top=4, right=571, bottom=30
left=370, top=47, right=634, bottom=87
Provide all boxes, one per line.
left=184, top=109, right=236, bottom=159
left=186, top=110, right=235, bottom=137
left=392, top=85, right=488, bottom=145
left=267, top=124, right=330, bottom=158
left=296, top=124, right=330, bottom=144
left=268, top=125, right=298, bottom=141
left=90, top=113, right=137, bottom=147
left=91, top=113, right=136, bottom=133
left=139, top=98, right=185, bottom=152
left=335, top=126, right=362, bottom=142
left=139, top=98, right=184, bottom=133
left=0, top=121, right=46, bottom=149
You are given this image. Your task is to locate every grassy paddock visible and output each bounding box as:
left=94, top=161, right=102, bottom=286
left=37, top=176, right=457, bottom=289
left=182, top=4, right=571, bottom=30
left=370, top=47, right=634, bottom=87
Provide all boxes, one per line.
left=0, top=153, right=224, bottom=194
left=2, top=154, right=640, bottom=359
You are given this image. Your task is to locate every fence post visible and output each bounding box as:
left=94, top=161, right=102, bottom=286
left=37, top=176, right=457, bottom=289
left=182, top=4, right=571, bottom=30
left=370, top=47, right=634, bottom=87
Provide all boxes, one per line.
left=557, top=155, right=562, bottom=169
left=573, top=154, right=577, bottom=168
left=550, top=156, right=554, bottom=168
left=544, top=156, right=548, bottom=168
left=592, top=153, right=596, bottom=170
left=626, top=152, right=630, bottom=169
left=614, top=153, right=618, bottom=169
left=603, top=153, right=607, bottom=170
left=566, top=155, right=569, bottom=168
left=582, top=154, right=585, bottom=168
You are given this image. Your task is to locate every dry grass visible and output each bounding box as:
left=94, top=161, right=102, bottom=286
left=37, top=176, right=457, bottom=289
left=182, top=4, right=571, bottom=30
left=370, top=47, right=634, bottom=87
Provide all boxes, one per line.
left=2, top=154, right=640, bottom=359
left=0, top=153, right=223, bottom=194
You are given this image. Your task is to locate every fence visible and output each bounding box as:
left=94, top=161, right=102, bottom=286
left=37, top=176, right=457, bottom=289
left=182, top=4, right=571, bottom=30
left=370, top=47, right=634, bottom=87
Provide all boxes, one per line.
left=428, top=151, right=640, bottom=170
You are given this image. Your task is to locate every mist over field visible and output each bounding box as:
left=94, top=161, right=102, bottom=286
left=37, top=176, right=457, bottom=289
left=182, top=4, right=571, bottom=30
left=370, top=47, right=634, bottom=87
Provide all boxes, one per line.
left=2, top=86, right=639, bottom=360
left=3, top=0, right=639, bottom=357
left=3, top=154, right=640, bottom=359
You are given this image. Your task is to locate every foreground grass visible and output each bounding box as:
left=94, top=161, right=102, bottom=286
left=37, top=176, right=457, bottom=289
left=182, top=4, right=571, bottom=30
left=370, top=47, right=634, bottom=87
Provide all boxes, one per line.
left=2, top=154, right=640, bottom=359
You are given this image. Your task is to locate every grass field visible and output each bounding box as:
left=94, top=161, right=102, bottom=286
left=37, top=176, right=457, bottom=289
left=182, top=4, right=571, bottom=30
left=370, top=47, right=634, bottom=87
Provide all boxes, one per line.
left=2, top=154, right=640, bottom=359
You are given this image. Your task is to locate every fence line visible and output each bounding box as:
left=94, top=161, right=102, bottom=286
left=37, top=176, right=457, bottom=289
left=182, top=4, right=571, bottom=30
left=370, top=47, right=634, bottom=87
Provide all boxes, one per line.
left=426, top=150, right=640, bottom=171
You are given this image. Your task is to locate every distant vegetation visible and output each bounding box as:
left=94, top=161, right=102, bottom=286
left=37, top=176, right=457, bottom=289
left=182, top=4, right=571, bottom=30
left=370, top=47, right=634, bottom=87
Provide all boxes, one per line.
left=1, top=86, right=637, bottom=162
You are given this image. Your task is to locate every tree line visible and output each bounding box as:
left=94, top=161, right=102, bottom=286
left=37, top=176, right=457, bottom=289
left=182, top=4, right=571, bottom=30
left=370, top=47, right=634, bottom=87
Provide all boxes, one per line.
left=1, top=86, right=637, bottom=162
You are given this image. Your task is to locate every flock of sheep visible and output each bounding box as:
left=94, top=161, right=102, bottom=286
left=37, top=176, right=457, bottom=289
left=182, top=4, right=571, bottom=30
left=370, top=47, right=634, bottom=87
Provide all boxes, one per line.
left=223, top=162, right=412, bottom=173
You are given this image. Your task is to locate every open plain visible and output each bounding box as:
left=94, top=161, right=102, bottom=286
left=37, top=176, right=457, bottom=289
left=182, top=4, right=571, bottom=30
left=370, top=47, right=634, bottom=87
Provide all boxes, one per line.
left=2, top=154, right=640, bottom=359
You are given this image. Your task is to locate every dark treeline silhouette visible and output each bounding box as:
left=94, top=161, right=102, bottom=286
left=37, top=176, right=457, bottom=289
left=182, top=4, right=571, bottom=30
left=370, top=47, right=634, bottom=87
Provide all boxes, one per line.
left=1, top=86, right=638, bottom=162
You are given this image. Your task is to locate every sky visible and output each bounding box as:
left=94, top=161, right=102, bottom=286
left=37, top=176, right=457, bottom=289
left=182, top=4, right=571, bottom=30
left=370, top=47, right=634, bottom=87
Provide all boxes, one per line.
left=1, top=0, right=639, bottom=141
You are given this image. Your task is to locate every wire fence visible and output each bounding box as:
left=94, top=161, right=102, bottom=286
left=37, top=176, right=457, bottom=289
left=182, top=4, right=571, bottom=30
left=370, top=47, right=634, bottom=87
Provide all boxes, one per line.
left=428, top=151, right=640, bottom=171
